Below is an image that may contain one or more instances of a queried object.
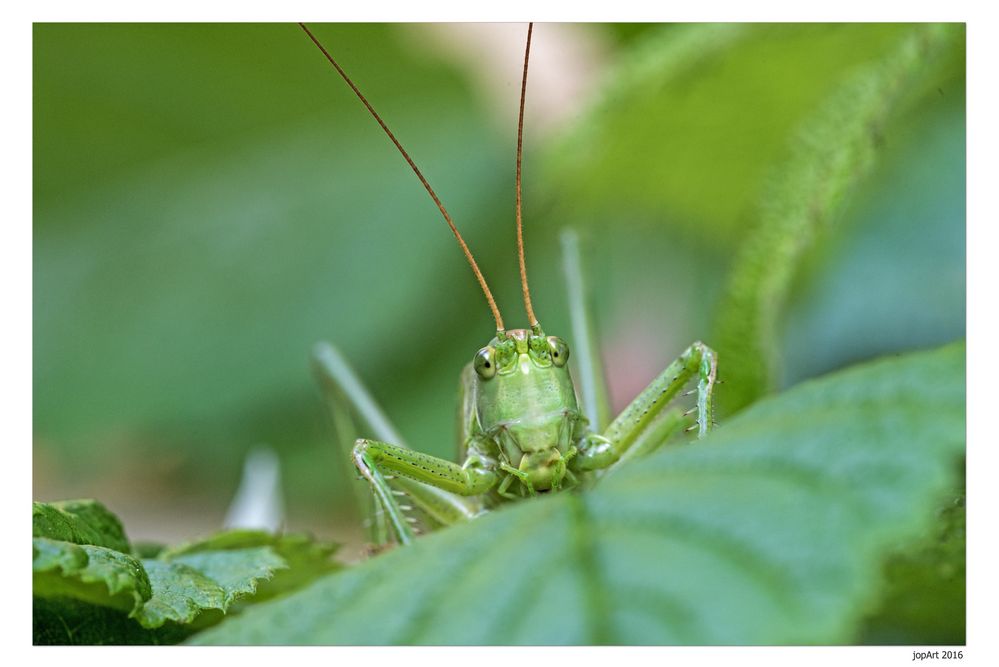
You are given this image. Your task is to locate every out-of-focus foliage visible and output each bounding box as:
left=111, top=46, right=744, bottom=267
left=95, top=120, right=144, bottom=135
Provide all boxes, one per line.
left=710, top=24, right=960, bottom=413
left=193, top=343, right=964, bottom=645
left=545, top=24, right=928, bottom=243
left=780, top=70, right=965, bottom=387
left=33, top=24, right=511, bottom=517
left=33, top=500, right=339, bottom=644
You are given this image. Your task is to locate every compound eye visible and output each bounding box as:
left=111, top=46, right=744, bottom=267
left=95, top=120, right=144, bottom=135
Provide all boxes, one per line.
left=547, top=336, right=570, bottom=367
left=473, top=346, right=497, bottom=379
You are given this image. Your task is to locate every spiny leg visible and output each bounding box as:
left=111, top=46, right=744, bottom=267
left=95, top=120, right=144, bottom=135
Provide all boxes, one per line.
left=561, top=229, right=612, bottom=433
left=312, top=342, right=479, bottom=543
left=607, top=341, right=718, bottom=447
left=353, top=439, right=499, bottom=545
left=573, top=341, right=718, bottom=472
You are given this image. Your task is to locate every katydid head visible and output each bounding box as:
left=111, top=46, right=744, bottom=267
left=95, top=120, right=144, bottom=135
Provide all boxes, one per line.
left=474, top=328, right=570, bottom=379
left=472, top=328, right=580, bottom=492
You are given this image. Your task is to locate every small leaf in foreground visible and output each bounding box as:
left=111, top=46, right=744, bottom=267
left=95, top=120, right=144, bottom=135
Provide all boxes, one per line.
left=33, top=503, right=341, bottom=643
left=159, top=529, right=341, bottom=601
left=33, top=499, right=132, bottom=553
left=135, top=548, right=287, bottom=628
left=191, top=342, right=964, bottom=645
left=33, top=537, right=151, bottom=613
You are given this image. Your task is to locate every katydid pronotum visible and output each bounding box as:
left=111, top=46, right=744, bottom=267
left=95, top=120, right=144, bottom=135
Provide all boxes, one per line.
left=301, top=23, right=718, bottom=547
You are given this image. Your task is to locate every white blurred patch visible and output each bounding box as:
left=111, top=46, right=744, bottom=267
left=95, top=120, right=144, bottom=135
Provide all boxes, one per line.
left=224, top=446, right=285, bottom=532
left=409, top=23, right=610, bottom=133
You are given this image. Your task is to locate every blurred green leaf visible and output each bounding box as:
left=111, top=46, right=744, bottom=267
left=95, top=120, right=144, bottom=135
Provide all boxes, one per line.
left=33, top=499, right=132, bottom=553
left=711, top=24, right=961, bottom=414
left=545, top=24, right=923, bottom=242
left=858, top=485, right=965, bottom=644
left=780, top=73, right=965, bottom=386
left=191, top=342, right=964, bottom=645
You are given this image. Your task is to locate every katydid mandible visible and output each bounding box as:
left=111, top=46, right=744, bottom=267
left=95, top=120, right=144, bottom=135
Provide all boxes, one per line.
left=301, top=23, right=719, bottom=547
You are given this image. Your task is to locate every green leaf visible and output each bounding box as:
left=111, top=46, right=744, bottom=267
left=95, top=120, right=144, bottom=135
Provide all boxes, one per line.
left=33, top=499, right=131, bottom=553
left=33, top=538, right=151, bottom=614
left=159, top=528, right=341, bottom=601
left=135, top=548, right=286, bottom=628
left=711, top=24, right=962, bottom=414
left=33, top=504, right=339, bottom=642
left=159, top=529, right=279, bottom=556
left=32, top=501, right=150, bottom=618
left=248, top=533, right=341, bottom=601
left=191, top=342, right=964, bottom=645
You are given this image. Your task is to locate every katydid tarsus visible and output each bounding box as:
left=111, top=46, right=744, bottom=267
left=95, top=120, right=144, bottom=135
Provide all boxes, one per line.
left=302, top=23, right=718, bottom=547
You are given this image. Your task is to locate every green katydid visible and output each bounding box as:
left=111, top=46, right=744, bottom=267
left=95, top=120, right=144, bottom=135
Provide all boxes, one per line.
left=301, top=23, right=718, bottom=547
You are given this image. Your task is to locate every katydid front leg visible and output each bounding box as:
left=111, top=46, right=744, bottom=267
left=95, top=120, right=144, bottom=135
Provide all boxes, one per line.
left=352, top=440, right=499, bottom=545
left=572, top=341, right=718, bottom=472
left=313, top=342, right=480, bottom=545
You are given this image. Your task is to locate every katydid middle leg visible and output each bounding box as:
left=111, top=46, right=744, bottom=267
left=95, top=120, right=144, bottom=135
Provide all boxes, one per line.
left=561, top=229, right=612, bottom=433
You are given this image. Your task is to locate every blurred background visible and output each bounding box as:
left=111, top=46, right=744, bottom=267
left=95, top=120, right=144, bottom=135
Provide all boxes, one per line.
left=33, top=23, right=965, bottom=546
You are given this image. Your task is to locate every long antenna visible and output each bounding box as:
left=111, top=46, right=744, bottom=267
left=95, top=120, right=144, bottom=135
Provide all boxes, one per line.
left=298, top=23, right=505, bottom=333
left=515, top=22, right=539, bottom=330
